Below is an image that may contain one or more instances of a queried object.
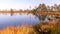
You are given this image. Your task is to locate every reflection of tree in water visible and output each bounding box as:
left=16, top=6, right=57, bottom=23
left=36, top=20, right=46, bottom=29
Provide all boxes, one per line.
left=32, top=13, right=47, bottom=22
left=10, top=9, right=14, bottom=16
left=32, top=3, right=48, bottom=22
left=32, top=13, right=57, bottom=22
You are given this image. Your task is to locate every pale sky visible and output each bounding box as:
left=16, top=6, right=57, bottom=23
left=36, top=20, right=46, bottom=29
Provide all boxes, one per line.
left=0, top=0, right=60, bottom=10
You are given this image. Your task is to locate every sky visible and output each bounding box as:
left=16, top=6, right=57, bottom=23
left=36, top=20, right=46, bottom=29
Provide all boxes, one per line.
left=0, top=0, right=60, bottom=10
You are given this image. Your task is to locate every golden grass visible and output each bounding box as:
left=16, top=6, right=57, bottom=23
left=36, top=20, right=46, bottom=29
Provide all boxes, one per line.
left=0, top=22, right=60, bottom=34
left=0, top=25, right=36, bottom=34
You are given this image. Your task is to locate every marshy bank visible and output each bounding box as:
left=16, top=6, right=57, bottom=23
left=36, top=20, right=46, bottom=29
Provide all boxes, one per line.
left=0, top=11, right=59, bottom=34
left=0, top=3, right=60, bottom=34
left=0, top=21, right=60, bottom=34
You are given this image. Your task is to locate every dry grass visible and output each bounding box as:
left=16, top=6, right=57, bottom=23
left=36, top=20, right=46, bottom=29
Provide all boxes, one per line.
left=0, top=22, right=60, bottom=34
left=0, top=25, right=36, bottom=34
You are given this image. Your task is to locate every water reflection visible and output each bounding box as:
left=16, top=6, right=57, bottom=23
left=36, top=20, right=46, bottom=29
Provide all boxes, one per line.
left=0, top=12, right=30, bottom=16
left=32, top=13, right=57, bottom=22
left=0, top=13, right=40, bottom=29
left=0, top=12, right=57, bottom=29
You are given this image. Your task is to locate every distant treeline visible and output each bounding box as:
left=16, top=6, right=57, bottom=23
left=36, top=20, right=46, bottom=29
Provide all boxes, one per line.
left=0, top=3, right=60, bottom=12
left=32, top=3, right=60, bottom=12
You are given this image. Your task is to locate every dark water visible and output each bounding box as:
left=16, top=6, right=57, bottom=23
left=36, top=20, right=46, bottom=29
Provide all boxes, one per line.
left=0, top=13, right=41, bottom=29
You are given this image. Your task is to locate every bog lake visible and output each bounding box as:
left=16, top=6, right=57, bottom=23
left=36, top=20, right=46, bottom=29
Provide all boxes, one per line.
left=0, top=13, right=56, bottom=29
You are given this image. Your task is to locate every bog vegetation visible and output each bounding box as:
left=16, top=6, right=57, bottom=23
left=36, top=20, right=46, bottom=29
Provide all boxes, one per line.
left=0, top=3, right=60, bottom=34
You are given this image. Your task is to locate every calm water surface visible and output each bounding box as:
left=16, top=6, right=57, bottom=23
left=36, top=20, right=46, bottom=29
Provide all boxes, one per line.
left=0, top=13, right=56, bottom=29
left=0, top=13, right=40, bottom=29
